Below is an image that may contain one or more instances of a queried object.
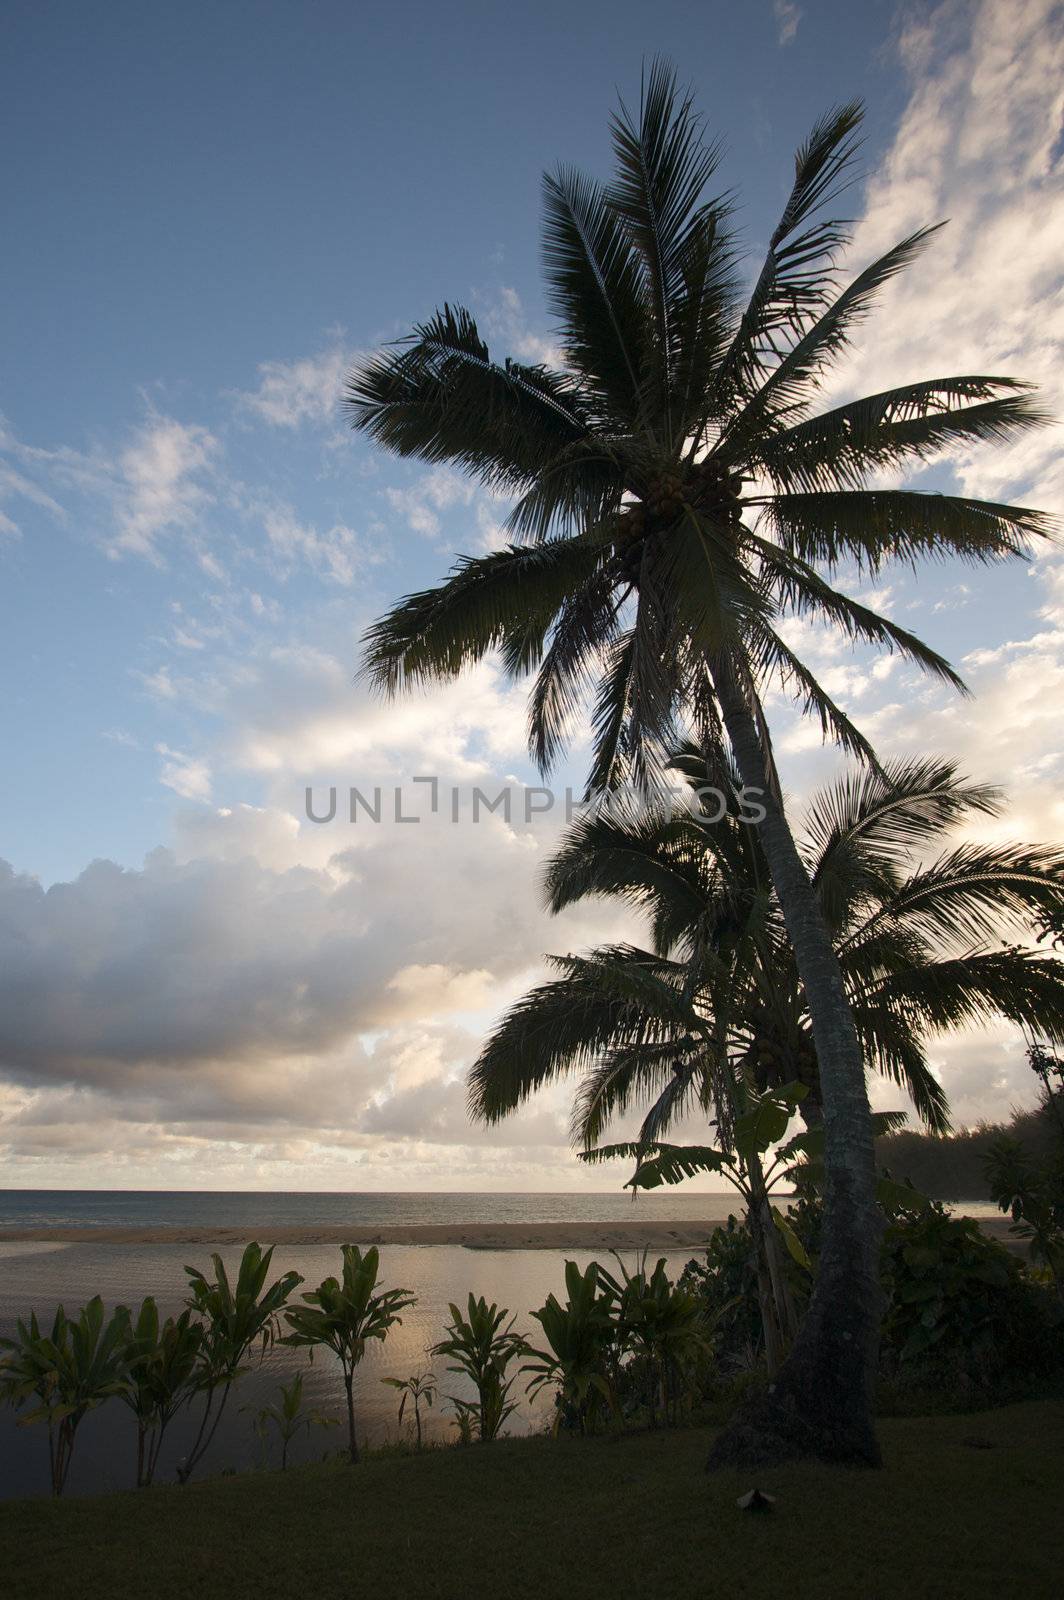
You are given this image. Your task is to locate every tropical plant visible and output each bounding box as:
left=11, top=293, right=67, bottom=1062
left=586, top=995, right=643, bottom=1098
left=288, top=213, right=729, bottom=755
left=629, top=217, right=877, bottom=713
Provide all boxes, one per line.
left=1028, top=1040, right=1064, bottom=1140
left=120, top=1298, right=203, bottom=1487
left=472, top=756, right=1064, bottom=1365
left=284, top=1246, right=415, bottom=1464
left=523, top=1261, right=618, bottom=1434
left=983, top=1134, right=1064, bottom=1294
left=381, top=1369, right=438, bottom=1450
left=680, top=1218, right=770, bottom=1374
left=473, top=755, right=1064, bottom=1142
left=879, top=1202, right=1057, bottom=1382
left=348, top=59, right=1050, bottom=1463
left=431, top=1295, right=526, bottom=1443
left=178, top=1242, right=302, bottom=1484
left=598, top=1254, right=713, bottom=1427
left=245, top=1371, right=338, bottom=1471
left=0, top=1297, right=130, bottom=1496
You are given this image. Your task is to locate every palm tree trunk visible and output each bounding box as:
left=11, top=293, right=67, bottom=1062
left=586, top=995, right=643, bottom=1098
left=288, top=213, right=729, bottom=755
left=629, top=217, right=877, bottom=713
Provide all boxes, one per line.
left=706, top=653, right=883, bottom=1468
left=745, top=1148, right=799, bottom=1345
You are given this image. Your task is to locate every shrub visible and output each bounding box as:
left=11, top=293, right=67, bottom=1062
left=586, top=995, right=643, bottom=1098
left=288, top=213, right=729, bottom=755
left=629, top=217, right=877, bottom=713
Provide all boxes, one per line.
left=880, top=1203, right=1061, bottom=1397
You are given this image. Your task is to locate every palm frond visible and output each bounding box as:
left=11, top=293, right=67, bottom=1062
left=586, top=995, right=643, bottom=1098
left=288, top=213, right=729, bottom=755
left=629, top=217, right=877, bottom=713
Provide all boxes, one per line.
left=709, top=102, right=863, bottom=411
left=720, top=225, right=943, bottom=455
left=748, top=533, right=969, bottom=692
left=764, top=487, right=1052, bottom=573
left=864, top=950, right=1064, bottom=1047
left=346, top=304, right=589, bottom=490
left=841, top=843, right=1064, bottom=955
left=607, top=58, right=729, bottom=436
left=359, top=536, right=602, bottom=694
left=803, top=759, right=1003, bottom=890
left=542, top=168, right=650, bottom=427
left=758, top=378, right=1052, bottom=492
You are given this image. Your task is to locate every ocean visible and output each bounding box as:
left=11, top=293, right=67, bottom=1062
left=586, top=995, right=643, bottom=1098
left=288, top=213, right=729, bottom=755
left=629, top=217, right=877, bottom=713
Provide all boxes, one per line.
left=0, top=1190, right=738, bottom=1501
left=0, top=1188, right=735, bottom=1230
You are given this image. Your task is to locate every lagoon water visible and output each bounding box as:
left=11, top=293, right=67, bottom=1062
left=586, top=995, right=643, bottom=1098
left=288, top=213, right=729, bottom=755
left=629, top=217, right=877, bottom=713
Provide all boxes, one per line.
left=0, top=1191, right=737, bottom=1500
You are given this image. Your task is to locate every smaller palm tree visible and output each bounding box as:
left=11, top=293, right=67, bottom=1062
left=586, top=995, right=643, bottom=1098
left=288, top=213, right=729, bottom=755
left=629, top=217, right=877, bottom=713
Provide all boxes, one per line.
left=381, top=1369, right=438, bottom=1450
left=120, top=1298, right=203, bottom=1486
left=0, top=1297, right=131, bottom=1496
left=471, top=756, right=1064, bottom=1146
left=178, top=1242, right=303, bottom=1483
left=284, top=1246, right=415, bottom=1464
left=245, top=1371, right=338, bottom=1470
left=431, top=1295, right=526, bottom=1443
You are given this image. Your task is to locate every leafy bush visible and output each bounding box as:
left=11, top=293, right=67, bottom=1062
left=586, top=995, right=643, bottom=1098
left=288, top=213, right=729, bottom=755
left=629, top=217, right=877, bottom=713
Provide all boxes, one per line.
left=880, top=1203, right=1061, bottom=1396
left=524, top=1262, right=618, bottom=1434
left=432, top=1296, right=525, bottom=1442
left=679, top=1218, right=763, bottom=1373
left=0, top=1297, right=131, bottom=1496
left=598, top=1255, right=713, bottom=1428
left=682, top=1200, right=1063, bottom=1406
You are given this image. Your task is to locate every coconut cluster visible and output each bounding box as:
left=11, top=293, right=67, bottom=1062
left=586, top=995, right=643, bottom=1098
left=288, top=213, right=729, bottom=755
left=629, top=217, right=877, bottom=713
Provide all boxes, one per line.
left=749, top=1033, right=818, bottom=1087
left=607, top=456, right=746, bottom=585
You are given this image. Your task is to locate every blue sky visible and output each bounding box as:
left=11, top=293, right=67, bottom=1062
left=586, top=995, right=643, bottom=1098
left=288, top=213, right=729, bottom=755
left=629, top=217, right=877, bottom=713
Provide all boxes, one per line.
left=1, top=0, right=1062, bottom=1188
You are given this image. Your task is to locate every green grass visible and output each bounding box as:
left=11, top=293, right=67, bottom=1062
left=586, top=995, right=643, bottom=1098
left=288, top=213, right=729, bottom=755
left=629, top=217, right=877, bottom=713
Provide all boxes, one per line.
left=2, top=1401, right=1059, bottom=1600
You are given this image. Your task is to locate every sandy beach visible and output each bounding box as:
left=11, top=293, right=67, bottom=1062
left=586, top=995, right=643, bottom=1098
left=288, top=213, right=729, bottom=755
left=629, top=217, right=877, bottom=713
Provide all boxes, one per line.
left=0, top=1220, right=721, bottom=1250
left=0, top=1216, right=1022, bottom=1251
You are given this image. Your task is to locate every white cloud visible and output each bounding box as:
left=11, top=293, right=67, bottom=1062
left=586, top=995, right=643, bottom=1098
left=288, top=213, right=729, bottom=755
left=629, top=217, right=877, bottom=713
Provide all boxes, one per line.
left=384, top=466, right=477, bottom=541
left=110, top=414, right=218, bottom=560
left=1, top=410, right=219, bottom=563
left=0, top=458, right=66, bottom=538
left=233, top=333, right=359, bottom=428
left=773, top=0, right=802, bottom=46
left=261, top=503, right=370, bottom=585
left=155, top=743, right=212, bottom=802
left=477, top=285, right=565, bottom=369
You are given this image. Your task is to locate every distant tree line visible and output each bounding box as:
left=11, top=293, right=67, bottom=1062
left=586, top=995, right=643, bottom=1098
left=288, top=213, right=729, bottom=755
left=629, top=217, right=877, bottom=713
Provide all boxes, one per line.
left=877, top=1051, right=1064, bottom=1200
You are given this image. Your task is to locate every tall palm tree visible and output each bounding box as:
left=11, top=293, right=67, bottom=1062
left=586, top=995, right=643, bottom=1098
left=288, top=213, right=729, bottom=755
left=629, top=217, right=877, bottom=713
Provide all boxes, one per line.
left=347, top=65, right=1050, bottom=1464
left=469, top=754, right=1064, bottom=1152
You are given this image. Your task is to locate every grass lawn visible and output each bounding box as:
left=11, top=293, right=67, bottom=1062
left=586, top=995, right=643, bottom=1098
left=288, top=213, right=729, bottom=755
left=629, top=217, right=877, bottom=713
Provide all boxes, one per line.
left=1, top=1399, right=1058, bottom=1600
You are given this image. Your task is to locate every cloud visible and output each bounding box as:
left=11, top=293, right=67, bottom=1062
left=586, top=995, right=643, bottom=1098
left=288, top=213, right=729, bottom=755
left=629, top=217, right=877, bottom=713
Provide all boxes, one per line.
left=3, top=1, right=1061, bottom=1187
left=110, top=414, right=218, bottom=560
left=0, top=457, right=66, bottom=539
left=477, top=285, right=565, bottom=369
left=233, top=334, right=359, bottom=428
left=155, top=743, right=212, bottom=802
left=773, top=0, right=802, bottom=45
left=0, top=410, right=218, bottom=563
left=384, top=467, right=477, bottom=540
left=261, top=503, right=371, bottom=586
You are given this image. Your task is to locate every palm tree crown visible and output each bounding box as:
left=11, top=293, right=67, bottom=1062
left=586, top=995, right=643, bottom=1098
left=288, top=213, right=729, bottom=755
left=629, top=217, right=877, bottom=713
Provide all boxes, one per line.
left=469, top=755, right=1064, bottom=1148
left=348, top=63, right=1049, bottom=792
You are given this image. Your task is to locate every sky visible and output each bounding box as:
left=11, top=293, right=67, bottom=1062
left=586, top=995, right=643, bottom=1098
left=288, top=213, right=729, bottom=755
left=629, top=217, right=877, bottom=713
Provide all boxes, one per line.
left=1, top=0, right=1062, bottom=1191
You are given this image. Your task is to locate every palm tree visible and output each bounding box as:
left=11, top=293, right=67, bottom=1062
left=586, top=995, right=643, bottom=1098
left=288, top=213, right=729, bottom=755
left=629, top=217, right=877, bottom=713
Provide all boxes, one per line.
left=347, top=65, right=1050, bottom=1464
left=470, top=757, right=1064, bottom=1353
left=471, top=755, right=1064, bottom=1138
left=284, top=1246, right=416, bottom=1464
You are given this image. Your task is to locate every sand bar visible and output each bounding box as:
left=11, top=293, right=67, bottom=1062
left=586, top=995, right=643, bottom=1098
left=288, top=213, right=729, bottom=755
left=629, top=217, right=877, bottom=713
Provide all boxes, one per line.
left=0, top=1216, right=1021, bottom=1251
left=0, top=1221, right=722, bottom=1251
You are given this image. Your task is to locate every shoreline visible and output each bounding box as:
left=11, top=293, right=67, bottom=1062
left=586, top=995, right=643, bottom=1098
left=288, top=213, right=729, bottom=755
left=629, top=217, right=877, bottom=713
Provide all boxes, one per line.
left=0, top=1221, right=721, bottom=1251
left=0, top=1216, right=1021, bottom=1251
